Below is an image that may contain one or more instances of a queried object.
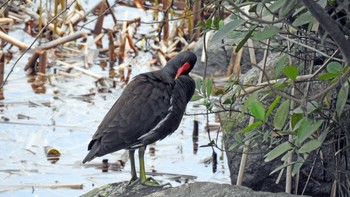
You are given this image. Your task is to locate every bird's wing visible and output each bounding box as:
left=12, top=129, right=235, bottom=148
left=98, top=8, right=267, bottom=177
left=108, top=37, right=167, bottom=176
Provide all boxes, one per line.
left=87, top=72, right=173, bottom=156
left=137, top=75, right=195, bottom=146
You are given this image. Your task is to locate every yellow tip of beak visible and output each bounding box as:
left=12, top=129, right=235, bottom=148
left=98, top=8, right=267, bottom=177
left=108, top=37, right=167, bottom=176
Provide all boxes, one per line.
left=175, top=75, right=179, bottom=80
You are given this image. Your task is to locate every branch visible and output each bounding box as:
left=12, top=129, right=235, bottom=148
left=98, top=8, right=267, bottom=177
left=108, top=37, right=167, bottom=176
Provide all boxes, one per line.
left=300, top=0, right=350, bottom=65
left=278, top=34, right=344, bottom=63
left=227, top=0, right=286, bottom=25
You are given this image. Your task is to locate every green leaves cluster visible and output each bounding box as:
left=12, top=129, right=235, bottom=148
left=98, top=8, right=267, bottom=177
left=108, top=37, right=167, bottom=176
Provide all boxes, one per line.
left=240, top=92, right=326, bottom=175
left=318, top=61, right=349, bottom=118
left=196, top=16, right=224, bottom=33
left=192, top=78, right=215, bottom=111
left=194, top=0, right=350, bottom=181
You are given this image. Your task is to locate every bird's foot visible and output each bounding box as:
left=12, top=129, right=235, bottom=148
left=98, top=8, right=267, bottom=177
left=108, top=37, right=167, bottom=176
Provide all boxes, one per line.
left=127, top=176, right=171, bottom=188
left=141, top=177, right=171, bottom=187
left=127, top=176, right=139, bottom=186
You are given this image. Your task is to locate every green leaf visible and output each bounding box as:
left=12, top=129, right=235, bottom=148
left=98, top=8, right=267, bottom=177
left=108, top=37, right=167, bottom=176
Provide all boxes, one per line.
left=278, top=0, right=298, bottom=17
left=248, top=100, right=266, bottom=121
left=196, top=21, right=206, bottom=28
left=281, top=150, right=292, bottom=161
left=242, top=92, right=258, bottom=115
left=205, top=78, right=213, bottom=96
left=241, top=121, right=263, bottom=134
left=191, top=94, right=203, bottom=101
left=214, top=89, right=224, bottom=96
left=283, top=66, right=298, bottom=81
left=236, top=25, right=258, bottom=53
left=213, top=17, right=222, bottom=29
left=211, top=19, right=245, bottom=44
left=199, top=98, right=213, bottom=110
left=292, top=11, right=313, bottom=27
left=327, top=61, right=343, bottom=74
left=264, top=142, right=293, bottom=162
left=253, top=25, right=280, bottom=41
left=336, top=81, right=349, bottom=117
left=223, top=97, right=233, bottom=105
left=206, top=18, right=212, bottom=29
left=270, top=161, right=295, bottom=175
left=299, top=139, right=322, bottom=153
left=318, top=129, right=328, bottom=143
left=297, top=118, right=323, bottom=144
left=293, top=101, right=319, bottom=115
left=292, top=156, right=304, bottom=176
left=266, top=96, right=281, bottom=119
left=275, top=55, right=288, bottom=77
left=317, top=0, right=327, bottom=8
left=274, top=100, right=290, bottom=130
left=291, top=113, right=303, bottom=131
left=195, top=78, right=202, bottom=93
left=273, top=79, right=289, bottom=90
left=266, top=0, right=285, bottom=13
left=317, top=72, right=340, bottom=81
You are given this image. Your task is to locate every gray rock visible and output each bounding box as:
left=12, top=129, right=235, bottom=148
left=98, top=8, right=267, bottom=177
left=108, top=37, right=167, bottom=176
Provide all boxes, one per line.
left=191, top=32, right=264, bottom=77
left=81, top=181, right=307, bottom=197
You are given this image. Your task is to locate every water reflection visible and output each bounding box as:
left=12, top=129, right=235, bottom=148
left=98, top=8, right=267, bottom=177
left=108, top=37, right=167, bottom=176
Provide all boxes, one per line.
left=192, top=120, right=198, bottom=155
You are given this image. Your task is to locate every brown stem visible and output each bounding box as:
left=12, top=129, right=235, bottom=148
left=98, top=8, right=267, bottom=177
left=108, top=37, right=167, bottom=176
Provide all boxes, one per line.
left=36, top=31, right=87, bottom=50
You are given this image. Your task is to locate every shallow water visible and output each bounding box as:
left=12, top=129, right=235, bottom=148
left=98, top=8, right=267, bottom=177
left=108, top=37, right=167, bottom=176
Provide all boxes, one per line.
left=0, top=3, right=230, bottom=197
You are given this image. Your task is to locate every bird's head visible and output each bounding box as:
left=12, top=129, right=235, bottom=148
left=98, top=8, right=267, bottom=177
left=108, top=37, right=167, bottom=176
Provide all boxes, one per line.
left=164, top=51, right=197, bottom=79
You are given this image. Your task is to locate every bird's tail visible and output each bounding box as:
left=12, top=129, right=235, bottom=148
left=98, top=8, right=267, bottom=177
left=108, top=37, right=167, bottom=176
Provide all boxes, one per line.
left=82, top=141, right=100, bottom=164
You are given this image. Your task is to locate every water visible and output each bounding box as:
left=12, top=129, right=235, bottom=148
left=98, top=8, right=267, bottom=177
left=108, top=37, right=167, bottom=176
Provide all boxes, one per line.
left=0, top=2, right=230, bottom=197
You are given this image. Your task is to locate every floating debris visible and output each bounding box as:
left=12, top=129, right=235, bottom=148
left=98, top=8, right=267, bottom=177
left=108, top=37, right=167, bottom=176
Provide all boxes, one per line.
left=44, top=146, right=61, bottom=164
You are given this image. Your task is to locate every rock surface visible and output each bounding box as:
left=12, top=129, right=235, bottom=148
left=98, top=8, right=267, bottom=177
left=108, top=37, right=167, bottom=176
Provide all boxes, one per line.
left=81, top=181, right=308, bottom=197
left=191, top=32, right=264, bottom=77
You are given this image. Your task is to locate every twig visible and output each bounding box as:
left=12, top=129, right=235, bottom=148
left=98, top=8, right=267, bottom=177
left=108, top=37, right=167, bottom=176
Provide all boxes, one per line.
left=278, top=34, right=343, bottom=63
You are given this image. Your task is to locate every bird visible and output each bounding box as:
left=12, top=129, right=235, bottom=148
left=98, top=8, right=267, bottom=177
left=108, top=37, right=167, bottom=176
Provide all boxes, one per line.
left=82, top=51, right=197, bottom=186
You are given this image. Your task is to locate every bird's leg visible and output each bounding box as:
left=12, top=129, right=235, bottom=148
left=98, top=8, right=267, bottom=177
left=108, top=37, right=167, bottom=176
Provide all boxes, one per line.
left=128, top=149, right=138, bottom=185
left=138, top=145, right=162, bottom=186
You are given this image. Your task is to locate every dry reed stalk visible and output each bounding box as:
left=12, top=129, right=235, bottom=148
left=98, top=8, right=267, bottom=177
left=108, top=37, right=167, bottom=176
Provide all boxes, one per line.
left=57, top=70, right=81, bottom=78
left=157, top=50, right=167, bottom=66
left=94, top=1, right=107, bottom=35
left=57, top=60, right=103, bottom=80
left=34, top=183, right=83, bottom=189
left=37, top=31, right=87, bottom=50
left=134, top=0, right=145, bottom=10
left=191, top=0, right=202, bottom=41
left=226, top=46, right=243, bottom=77
left=0, top=51, right=4, bottom=99
left=162, top=0, right=169, bottom=41
left=24, top=51, right=41, bottom=75
left=0, top=31, right=29, bottom=50
left=38, top=50, right=47, bottom=81
left=125, top=31, right=138, bottom=55
left=61, top=10, right=85, bottom=33
left=108, top=31, right=116, bottom=67
left=0, top=18, right=15, bottom=24
left=24, top=8, right=65, bottom=36
left=118, top=22, right=127, bottom=64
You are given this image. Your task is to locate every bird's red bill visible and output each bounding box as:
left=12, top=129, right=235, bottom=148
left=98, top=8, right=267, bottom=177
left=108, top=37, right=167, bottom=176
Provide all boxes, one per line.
left=175, top=62, right=191, bottom=79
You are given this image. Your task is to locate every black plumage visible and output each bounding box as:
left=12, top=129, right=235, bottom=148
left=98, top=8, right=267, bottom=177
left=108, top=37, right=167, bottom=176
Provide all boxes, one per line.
left=82, top=51, right=197, bottom=185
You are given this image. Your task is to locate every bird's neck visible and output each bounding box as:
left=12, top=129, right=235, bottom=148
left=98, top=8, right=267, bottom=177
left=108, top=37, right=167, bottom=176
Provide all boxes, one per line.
left=163, top=64, right=178, bottom=78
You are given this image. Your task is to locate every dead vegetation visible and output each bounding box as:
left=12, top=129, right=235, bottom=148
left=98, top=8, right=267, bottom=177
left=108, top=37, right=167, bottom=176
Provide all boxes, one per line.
left=0, top=0, right=209, bottom=97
